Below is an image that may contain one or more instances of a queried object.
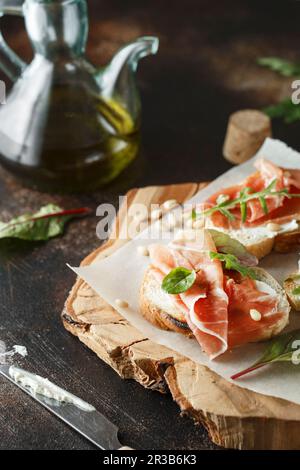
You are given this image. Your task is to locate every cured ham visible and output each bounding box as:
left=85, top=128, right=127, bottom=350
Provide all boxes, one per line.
left=204, top=158, right=300, bottom=229
left=149, top=232, right=228, bottom=358
left=225, top=275, right=280, bottom=348
left=148, top=231, right=283, bottom=359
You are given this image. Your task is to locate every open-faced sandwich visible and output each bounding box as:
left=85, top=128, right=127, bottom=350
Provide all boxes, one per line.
left=140, top=229, right=290, bottom=359
left=192, top=158, right=300, bottom=259
left=284, top=261, right=300, bottom=312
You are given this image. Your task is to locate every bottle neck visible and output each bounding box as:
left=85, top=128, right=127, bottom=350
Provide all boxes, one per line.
left=24, top=0, right=88, bottom=59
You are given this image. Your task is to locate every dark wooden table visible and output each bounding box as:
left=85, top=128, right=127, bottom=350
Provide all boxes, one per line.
left=0, top=0, right=300, bottom=450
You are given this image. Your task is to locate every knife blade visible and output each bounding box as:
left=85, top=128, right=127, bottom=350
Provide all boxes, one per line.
left=0, top=364, right=123, bottom=450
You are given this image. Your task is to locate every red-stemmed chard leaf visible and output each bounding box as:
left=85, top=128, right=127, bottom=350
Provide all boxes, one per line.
left=0, top=204, right=91, bottom=241
left=231, top=329, right=300, bottom=380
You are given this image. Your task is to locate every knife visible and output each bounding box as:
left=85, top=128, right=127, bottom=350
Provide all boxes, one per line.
left=0, top=364, right=131, bottom=450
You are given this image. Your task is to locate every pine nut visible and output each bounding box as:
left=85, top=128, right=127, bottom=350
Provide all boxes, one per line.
left=249, top=309, right=262, bottom=321
left=115, top=299, right=129, bottom=308
left=267, top=222, right=281, bottom=232
left=137, top=246, right=149, bottom=256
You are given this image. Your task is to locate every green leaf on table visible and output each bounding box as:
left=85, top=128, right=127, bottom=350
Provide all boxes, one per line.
left=162, top=267, right=197, bottom=294
left=209, top=252, right=257, bottom=279
left=0, top=204, right=91, bottom=241
left=208, top=229, right=258, bottom=267
left=264, top=98, right=300, bottom=123
left=231, top=329, right=300, bottom=380
left=292, top=286, right=300, bottom=295
left=257, top=57, right=300, bottom=77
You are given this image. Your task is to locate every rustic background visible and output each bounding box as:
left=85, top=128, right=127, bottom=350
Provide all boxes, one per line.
left=0, top=0, right=299, bottom=449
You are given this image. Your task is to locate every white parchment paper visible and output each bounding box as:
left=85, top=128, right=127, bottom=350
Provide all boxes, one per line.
left=71, top=138, right=300, bottom=405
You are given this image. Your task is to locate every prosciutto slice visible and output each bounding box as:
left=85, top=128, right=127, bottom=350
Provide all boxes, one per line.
left=205, top=158, right=300, bottom=228
left=149, top=231, right=229, bottom=359
left=148, top=231, right=284, bottom=359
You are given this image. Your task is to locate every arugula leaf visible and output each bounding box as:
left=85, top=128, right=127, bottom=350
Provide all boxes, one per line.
left=219, top=208, right=235, bottom=221
left=231, top=329, right=300, bottom=380
left=239, top=188, right=250, bottom=222
left=162, top=267, right=197, bottom=294
left=208, top=229, right=258, bottom=267
left=258, top=195, right=268, bottom=215
left=292, top=286, right=300, bottom=295
left=0, top=204, right=90, bottom=241
left=264, top=98, right=300, bottom=124
left=196, top=178, right=300, bottom=222
left=209, top=252, right=257, bottom=279
left=257, top=57, right=300, bottom=77
left=240, top=201, right=247, bottom=223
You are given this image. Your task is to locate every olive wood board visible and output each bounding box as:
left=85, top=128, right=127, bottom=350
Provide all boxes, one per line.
left=62, top=181, right=300, bottom=450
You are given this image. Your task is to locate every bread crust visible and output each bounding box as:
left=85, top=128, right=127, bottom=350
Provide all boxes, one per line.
left=274, top=229, right=300, bottom=253
left=243, top=236, right=274, bottom=259
left=205, top=226, right=300, bottom=260
left=140, top=266, right=290, bottom=343
left=284, top=274, right=300, bottom=311
left=140, top=269, right=193, bottom=336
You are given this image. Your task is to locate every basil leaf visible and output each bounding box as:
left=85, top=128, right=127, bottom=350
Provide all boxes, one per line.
left=292, top=286, right=300, bottom=295
left=209, top=252, right=257, bottom=279
left=0, top=204, right=90, bottom=241
left=231, top=329, right=300, bottom=380
left=208, top=229, right=258, bottom=266
left=162, top=267, right=196, bottom=294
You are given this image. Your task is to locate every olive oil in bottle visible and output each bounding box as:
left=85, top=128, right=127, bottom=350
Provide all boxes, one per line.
left=0, top=83, right=139, bottom=192
left=0, top=0, right=158, bottom=192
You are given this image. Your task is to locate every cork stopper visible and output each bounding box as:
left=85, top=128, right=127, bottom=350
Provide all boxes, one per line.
left=223, top=109, right=272, bottom=165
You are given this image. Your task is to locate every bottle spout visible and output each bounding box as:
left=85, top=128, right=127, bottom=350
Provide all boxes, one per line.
left=99, top=36, right=159, bottom=124
left=114, top=36, right=159, bottom=73
left=104, top=36, right=159, bottom=79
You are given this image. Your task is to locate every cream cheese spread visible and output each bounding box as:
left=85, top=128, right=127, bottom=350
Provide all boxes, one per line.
left=9, top=366, right=95, bottom=412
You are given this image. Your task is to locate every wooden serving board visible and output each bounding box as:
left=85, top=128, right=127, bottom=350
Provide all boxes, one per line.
left=63, top=182, right=300, bottom=450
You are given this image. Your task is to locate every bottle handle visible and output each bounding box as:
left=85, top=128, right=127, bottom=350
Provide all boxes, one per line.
left=0, top=1, right=26, bottom=81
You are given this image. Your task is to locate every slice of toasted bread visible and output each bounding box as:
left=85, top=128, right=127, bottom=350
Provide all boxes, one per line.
left=140, top=268, right=193, bottom=336
left=140, top=266, right=290, bottom=344
left=204, top=221, right=300, bottom=259
left=284, top=273, right=300, bottom=311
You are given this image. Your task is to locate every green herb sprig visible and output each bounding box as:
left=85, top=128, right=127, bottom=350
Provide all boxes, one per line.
left=208, top=229, right=258, bottom=266
left=161, top=251, right=256, bottom=295
left=257, top=57, right=300, bottom=77
left=231, top=329, right=300, bottom=380
left=209, top=252, right=257, bottom=279
left=196, top=179, right=300, bottom=222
